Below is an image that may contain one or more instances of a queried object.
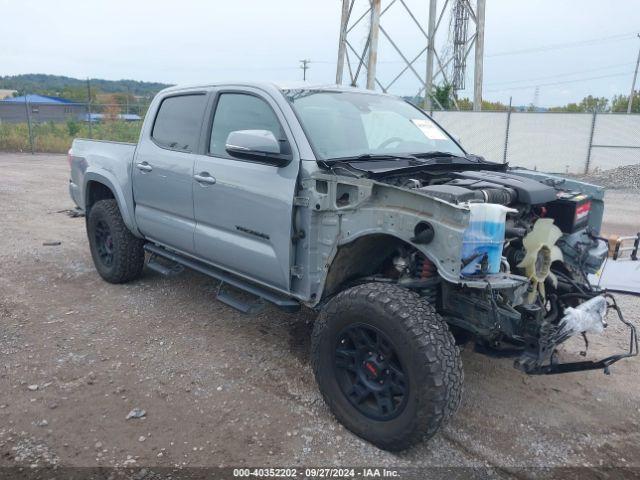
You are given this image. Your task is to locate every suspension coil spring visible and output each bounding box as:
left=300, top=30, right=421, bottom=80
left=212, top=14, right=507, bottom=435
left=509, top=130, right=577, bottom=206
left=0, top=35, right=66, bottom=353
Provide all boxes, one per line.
left=416, top=255, right=437, bottom=279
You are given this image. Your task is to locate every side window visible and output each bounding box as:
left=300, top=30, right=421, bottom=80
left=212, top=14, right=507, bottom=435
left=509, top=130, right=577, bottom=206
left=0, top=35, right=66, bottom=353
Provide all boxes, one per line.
left=152, top=94, right=207, bottom=152
left=209, top=93, right=285, bottom=157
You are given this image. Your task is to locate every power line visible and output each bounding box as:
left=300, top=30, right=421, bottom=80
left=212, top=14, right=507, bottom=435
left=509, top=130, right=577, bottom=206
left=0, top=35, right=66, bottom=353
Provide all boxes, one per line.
left=486, top=71, right=634, bottom=93
left=486, top=31, right=638, bottom=58
left=485, top=62, right=636, bottom=86
left=323, top=32, right=640, bottom=66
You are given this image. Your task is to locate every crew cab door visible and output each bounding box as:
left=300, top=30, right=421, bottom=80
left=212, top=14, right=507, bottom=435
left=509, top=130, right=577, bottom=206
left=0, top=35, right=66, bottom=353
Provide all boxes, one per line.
left=132, top=92, right=208, bottom=254
left=192, top=88, right=300, bottom=291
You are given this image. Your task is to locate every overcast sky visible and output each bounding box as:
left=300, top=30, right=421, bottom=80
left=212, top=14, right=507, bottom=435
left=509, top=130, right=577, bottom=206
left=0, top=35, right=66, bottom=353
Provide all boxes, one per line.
left=1, top=0, right=639, bottom=107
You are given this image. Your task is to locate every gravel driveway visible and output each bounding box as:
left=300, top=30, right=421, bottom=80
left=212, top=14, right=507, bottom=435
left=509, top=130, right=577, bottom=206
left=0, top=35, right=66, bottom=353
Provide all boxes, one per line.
left=1, top=153, right=639, bottom=478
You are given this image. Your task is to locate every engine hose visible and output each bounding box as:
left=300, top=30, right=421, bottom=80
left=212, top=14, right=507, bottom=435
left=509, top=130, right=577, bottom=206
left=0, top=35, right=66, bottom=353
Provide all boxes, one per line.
left=478, top=187, right=517, bottom=205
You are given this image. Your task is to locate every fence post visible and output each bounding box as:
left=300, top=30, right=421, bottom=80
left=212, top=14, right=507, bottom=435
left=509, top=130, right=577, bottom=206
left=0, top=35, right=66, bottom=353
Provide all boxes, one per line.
left=585, top=109, right=597, bottom=174
left=23, top=96, right=34, bottom=154
left=86, top=78, right=93, bottom=138
left=502, top=96, right=512, bottom=163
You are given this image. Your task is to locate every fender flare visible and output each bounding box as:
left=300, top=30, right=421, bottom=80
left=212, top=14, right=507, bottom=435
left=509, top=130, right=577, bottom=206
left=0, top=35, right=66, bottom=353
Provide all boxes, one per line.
left=83, top=171, right=142, bottom=237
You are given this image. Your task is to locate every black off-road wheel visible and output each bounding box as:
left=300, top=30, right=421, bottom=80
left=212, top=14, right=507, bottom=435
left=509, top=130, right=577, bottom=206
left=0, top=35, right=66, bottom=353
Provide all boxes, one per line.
left=311, top=282, right=463, bottom=451
left=87, top=199, right=145, bottom=284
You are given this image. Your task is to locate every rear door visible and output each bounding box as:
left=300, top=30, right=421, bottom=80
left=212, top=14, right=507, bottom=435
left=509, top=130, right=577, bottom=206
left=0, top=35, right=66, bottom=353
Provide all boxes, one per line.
left=132, top=92, right=208, bottom=254
left=192, top=88, right=300, bottom=291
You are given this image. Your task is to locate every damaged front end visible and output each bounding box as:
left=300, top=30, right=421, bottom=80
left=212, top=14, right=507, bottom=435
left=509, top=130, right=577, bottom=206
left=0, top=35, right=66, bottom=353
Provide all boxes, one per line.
left=440, top=255, right=638, bottom=375
left=514, top=292, right=637, bottom=374
left=434, top=171, right=639, bottom=375
left=323, top=156, right=638, bottom=375
left=375, top=166, right=639, bottom=375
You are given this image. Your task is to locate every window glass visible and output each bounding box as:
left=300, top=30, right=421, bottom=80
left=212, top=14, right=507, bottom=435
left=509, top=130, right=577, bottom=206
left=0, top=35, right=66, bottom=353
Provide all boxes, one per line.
left=152, top=94, right=207, bottom=152
left=283, top=90, right=464, bottom=160
left=210, top=93, right=285, bottom=157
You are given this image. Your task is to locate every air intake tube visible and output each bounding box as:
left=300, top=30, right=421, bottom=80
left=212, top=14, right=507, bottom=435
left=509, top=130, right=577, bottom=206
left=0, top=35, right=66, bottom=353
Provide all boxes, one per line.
left=474, top=187, right=517, bottom=205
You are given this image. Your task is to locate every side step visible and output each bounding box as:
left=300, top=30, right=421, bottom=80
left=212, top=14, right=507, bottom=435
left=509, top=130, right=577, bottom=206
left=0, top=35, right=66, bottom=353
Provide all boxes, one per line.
left=147, top=255, right=184, bottom=277
left=216, top=282, right=265, bottom=314
left=144, top=243, right=300, bottom=313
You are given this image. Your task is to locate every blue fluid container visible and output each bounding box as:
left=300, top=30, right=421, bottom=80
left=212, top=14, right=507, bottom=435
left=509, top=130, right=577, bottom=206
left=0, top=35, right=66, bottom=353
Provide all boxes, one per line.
left=461, top=203, right=516, bottom=276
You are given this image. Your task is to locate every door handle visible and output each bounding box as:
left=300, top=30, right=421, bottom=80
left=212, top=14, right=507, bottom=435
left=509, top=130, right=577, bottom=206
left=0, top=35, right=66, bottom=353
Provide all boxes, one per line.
left=194, top=173, right=216, bottom=185
left=136, top=162, right=153, bottom=172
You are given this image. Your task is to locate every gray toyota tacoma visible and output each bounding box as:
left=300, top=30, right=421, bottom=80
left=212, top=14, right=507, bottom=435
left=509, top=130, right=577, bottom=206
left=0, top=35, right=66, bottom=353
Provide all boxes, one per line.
left=68, top=82, right=638, bottom=451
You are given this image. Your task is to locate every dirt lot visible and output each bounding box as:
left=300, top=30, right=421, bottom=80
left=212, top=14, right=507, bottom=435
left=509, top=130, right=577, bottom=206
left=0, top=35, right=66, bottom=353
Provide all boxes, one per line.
left=1, top=153, right=639, bottom=476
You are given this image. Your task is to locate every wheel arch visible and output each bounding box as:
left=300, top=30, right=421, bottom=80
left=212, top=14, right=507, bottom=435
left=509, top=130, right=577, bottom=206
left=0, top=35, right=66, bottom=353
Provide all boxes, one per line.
left=83, top=173, right=141, bottom=237
left=320, top=233, right=425, bottom=302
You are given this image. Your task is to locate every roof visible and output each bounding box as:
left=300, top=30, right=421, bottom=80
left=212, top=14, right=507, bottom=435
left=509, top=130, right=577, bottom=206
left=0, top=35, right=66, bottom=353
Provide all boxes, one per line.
left=160, top=81, right=391, bottom=97
left=0, top=94, right=75, bottom=104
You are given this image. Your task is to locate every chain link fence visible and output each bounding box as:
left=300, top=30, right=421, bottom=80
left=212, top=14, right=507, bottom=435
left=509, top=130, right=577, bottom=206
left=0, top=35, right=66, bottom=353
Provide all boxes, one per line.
left=0, top=100, right=147, bottom=153
left=431, top=110, right=640, bottom=174
left=2, top=97, right=640, bottom=175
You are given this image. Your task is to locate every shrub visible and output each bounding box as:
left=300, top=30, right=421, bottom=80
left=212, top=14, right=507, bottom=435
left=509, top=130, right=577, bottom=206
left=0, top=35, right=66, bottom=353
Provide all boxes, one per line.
left=0, top=120, right=143, bottom=153
left=66, top=119, right=80, bottom=137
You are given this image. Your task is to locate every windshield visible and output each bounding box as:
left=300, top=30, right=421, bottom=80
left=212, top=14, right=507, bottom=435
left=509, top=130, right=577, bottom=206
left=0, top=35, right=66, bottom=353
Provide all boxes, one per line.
left=283, top=89, right=465, bottom=160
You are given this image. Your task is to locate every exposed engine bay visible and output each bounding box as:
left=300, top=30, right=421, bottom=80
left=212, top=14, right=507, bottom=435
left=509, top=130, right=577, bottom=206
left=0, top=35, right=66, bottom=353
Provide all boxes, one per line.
left=364, top=166, right=638, bottom=375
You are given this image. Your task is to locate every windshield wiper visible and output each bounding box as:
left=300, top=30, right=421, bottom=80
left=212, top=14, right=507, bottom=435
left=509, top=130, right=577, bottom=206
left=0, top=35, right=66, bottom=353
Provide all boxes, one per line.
left=411, top=151, right=466, bottom=160
left=325, top=153, right=419, bottom=163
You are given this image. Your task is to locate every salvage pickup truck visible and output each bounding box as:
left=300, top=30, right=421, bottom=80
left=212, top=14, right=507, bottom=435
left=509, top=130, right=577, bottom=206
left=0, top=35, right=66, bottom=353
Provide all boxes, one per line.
left=68, top=82, right=638, bottom=451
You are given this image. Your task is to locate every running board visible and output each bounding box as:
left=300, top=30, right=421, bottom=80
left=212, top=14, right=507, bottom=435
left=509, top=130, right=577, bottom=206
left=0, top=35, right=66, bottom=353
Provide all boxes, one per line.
left=147, top=256, right=184, bottom=276
left=143, top=244, right=300, bottom=313
left=216, top=282, right=265, bottom=314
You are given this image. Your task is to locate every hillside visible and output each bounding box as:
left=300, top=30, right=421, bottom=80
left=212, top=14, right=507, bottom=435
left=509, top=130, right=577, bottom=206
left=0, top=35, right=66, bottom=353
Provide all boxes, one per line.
left=0, top=74, right=171, bottom=100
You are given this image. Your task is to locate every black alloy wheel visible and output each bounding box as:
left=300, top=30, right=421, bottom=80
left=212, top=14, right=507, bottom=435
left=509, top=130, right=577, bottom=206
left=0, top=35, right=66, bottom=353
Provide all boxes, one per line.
left=93, top=220, right=115, bottom=268
left=334, top=323, right=408, bottom=420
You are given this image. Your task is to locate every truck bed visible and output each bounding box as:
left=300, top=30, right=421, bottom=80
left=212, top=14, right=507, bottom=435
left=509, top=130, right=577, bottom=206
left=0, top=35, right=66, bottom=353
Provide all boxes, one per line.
left=68, top=138, right=138, bottom=232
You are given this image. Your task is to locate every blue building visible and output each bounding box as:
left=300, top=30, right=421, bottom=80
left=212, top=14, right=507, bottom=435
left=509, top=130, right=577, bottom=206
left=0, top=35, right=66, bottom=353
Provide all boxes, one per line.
left=0, top=94, right=86, bottom=123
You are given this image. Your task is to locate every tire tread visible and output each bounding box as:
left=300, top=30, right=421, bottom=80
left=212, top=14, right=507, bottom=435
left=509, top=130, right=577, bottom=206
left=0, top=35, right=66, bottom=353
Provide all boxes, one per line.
left=88, top=199, right=145, bottom=284
left=311, top=282, right=463, bottom=451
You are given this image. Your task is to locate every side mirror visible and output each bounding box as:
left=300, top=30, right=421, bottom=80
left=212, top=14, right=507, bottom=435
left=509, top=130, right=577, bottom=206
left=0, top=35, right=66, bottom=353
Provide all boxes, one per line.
left=225, top=130, right=291, bottom=166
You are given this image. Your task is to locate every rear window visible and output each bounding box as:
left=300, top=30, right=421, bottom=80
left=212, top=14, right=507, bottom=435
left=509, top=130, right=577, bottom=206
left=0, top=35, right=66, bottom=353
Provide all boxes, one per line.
left=152, top=94, right=207, bottom=152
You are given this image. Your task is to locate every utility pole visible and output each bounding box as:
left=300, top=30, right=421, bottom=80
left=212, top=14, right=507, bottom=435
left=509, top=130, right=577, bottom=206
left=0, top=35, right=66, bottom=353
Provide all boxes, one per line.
left=473, top=0, right=486, bottom=111
left=627, top=34, right=640, bottom=114
left=300, top=59, right=311, bottom=81
left=366, top=0, right=381, bottom=90
left=424, top=0, right=437, bottom=109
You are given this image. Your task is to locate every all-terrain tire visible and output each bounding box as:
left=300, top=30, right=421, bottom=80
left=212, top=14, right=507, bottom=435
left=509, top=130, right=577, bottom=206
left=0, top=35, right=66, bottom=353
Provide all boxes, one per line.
left=311, top=282, right=463, bottom=451
left=87, top=199, right=145, bottom=284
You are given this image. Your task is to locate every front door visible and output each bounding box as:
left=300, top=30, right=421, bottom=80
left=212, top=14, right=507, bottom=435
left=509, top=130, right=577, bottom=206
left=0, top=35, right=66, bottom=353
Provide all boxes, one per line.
left=133, top=92, right=208, bottom=254
left=192, top=89, right=300, bottom=291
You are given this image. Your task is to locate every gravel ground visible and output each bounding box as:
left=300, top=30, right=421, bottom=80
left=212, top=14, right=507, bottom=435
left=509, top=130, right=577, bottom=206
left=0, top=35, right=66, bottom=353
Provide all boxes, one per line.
left=1, top=153, right=639, bottom=477
left=570, top=164, right=640, bottom=191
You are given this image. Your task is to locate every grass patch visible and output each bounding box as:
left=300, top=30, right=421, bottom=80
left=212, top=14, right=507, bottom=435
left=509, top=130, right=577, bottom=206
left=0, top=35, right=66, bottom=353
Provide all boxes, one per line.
left=0, top=120, right=142, bottom=153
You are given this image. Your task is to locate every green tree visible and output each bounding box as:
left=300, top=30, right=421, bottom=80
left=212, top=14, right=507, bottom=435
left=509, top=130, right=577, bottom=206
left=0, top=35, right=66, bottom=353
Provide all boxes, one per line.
left=447, top=97, right=508, bottom=111
left=456, top=97, right=473, bottom=110
left=611, top=92, right=640, bottom=113
left=431, top=83, right=454, bottom=110
left=579, top=95, right=609, bottom=112
left=548, top=95, right=609, bottom=113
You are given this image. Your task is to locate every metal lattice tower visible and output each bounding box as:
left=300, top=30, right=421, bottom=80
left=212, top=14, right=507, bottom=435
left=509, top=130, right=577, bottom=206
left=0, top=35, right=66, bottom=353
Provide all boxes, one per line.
left=335, top=0, right=486, bottom=110
left=532, top=86, right=540, bottom=110
left=451, top=0, right=470, bottom=92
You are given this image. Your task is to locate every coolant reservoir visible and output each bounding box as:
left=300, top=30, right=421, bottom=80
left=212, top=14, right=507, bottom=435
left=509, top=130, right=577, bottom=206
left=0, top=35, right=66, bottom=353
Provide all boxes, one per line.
left=461, top=203, right=516, bottom=276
